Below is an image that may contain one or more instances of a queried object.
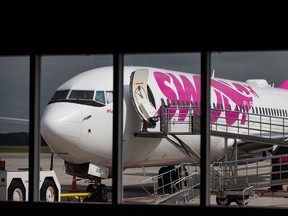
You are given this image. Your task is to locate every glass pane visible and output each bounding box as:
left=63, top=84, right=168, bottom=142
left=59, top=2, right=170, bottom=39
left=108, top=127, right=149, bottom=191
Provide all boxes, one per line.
left=95, top=91, right=105, bottom=104
left=211, top=51, right=288, bottom=208
left=0, top=56, right=29, bottom=202
left=124, top=53, right=201, bottom=205
left=51, top=90, right=69, bottom=101
left=41, top=55, right=113, bottom=203
left=69, top=90, right=94, bottom=100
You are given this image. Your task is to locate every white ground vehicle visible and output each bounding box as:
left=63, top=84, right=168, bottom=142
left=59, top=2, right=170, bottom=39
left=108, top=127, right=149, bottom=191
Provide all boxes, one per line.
left=0, top=159, right=61, bottom=202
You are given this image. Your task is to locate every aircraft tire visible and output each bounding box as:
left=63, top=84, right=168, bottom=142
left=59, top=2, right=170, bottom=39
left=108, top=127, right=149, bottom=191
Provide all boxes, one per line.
left=8, top=180, right=25, bottom=201
left=40, top=179, right=58, bottom=202
left=85, top=183, right=108, bottom=202
left=96, top=184, right=108, bottom=202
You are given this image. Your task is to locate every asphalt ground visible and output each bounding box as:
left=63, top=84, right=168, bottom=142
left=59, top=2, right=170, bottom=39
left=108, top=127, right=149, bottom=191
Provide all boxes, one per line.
left=1, top=152, right=288, bottom=208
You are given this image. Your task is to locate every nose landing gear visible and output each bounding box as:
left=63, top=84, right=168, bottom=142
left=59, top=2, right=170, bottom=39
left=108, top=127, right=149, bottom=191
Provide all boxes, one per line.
left=84, top=179, right=108, bottom=202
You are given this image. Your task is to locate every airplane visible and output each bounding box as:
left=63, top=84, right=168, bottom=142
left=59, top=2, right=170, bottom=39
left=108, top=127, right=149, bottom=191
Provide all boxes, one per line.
left=2, top=65, right=288, bottom=202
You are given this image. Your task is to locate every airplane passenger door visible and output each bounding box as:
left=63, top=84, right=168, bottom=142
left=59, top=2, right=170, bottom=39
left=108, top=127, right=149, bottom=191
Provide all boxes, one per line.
left=130, top=69, right=158, bottom=124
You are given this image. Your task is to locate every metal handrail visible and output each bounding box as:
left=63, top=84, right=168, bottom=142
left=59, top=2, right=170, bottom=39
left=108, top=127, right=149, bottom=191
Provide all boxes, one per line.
left=160, top=104, right=288, bottom=146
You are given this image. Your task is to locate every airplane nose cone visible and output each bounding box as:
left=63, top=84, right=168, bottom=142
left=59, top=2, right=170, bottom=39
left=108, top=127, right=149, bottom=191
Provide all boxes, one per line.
left=41, top=103, right=83, bottom=153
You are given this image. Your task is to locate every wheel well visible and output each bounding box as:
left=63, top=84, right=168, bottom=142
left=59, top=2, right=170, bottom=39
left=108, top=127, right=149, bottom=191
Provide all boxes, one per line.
left=40, top=177, right=59, bottom=202
left=8, top=178, right=25, bottom=191
left=8, top=178, right=26, bottom=201
left=41, top=177, right=59, bottom=193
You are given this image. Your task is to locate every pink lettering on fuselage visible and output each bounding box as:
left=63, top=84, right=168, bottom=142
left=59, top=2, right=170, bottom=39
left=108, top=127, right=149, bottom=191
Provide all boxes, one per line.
left=153, top=71, right=259, bottom=126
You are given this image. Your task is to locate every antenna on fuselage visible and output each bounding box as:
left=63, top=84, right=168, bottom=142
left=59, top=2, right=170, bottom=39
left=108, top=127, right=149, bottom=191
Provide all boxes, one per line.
left=211, top=69, right=215, bottom=78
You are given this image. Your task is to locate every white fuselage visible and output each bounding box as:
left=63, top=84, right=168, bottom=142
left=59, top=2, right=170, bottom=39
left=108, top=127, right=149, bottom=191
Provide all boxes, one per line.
left=40, top=66, right=288, bottom=170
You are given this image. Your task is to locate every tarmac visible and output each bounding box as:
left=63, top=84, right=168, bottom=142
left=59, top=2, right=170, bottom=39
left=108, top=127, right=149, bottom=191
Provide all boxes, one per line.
left=1, top=152, right=288, bottom=208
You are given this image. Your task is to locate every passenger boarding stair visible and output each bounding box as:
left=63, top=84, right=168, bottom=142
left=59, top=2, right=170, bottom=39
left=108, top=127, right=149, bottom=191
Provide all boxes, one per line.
left=140, top=163, right=201, bottom=204
left=140, top=155, right=288, bottom=206
left=136, top=103, right=288, bottom=205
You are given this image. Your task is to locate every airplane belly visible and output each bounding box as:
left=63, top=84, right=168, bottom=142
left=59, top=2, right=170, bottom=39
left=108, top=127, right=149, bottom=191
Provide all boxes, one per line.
left=122, top=135, right=162, bottom=166
left=138, top=135, right=233, bottom=166
left=145, top=136, right=200, bottom=165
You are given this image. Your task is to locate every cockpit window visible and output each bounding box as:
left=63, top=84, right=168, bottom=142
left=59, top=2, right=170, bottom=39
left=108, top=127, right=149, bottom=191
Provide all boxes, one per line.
left=106, top=91, right=113, bottom=104
left=49, top=89, right=110, bottom=107
left=95, top=91, right=105, bottom=104
left=51, top=90, right=69, bottom=101
left=69, top=90, right=94, bottom=100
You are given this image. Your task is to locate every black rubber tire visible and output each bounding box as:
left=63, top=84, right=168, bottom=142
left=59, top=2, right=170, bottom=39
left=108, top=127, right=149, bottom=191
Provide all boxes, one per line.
left=8, top=180, right=25, bottom=201
left=85, top=183, right=108, bottom=202
left=216, top=196, right=231, bottom=206
left=40, top=179, right=58, bottom=202
left=96, top=184, right=108, bottom=202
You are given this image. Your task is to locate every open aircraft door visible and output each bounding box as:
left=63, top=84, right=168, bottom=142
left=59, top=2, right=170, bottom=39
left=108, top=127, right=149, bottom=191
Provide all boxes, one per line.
left=130, top=69, right=158, bottom=127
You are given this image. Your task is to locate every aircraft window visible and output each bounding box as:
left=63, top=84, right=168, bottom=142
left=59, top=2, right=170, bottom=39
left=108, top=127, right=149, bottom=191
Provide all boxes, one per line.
left=268, top=108, right=271, bottom=116
left=106, top=91, right=113, bottom=104
left=166, top=99, right=170, bottom=106
left=172, top=99, right=176, bottom=106
left=51, top=90, right=69, bottom=101
left=255, top=107, right=258, bottom=114
left=95, top=91, right=106, bottom=104
left=252, top=106, right=254, bottom=113
left=69, top=90, right=94, bottom=100
left=285, top=110, right=287, bottom=117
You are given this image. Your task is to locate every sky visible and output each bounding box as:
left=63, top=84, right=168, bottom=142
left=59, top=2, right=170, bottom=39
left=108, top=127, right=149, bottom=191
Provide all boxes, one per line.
left=1, top=51, right=288, bottom=133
